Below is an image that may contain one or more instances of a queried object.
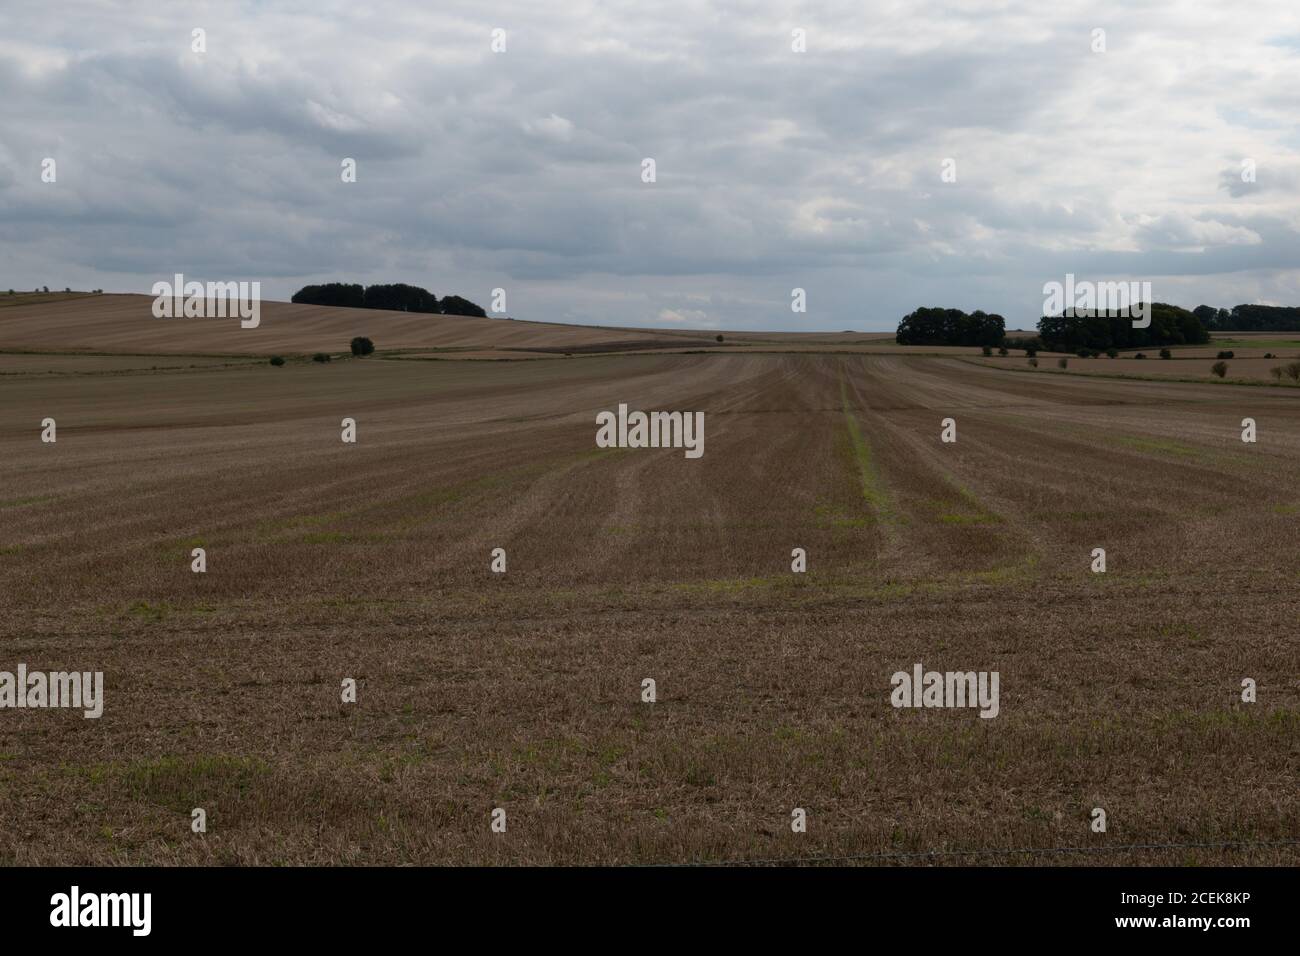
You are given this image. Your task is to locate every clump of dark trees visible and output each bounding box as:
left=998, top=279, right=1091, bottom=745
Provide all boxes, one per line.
left=1037, top=303, right=1208, bottom=352
left=291, top=283, right=487, bottom=317
left=895, top=308, right=1006, bottom=347
left=1194, top=304, right=1300, bottom=332
left=896, top=303, right=1210, bottom=352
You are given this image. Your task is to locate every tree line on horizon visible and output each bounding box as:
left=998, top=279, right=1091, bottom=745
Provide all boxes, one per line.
left=896, top=303, right=1212, bottom=351
left=291, top=282, right=487, bottom=317
left=1037, top=303, right=1209, bottom=351
left=898, top=300, right=1300, bottom=351
left=1194, top=304, right=1300, bottom=332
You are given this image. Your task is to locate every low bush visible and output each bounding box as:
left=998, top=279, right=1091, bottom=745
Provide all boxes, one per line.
left=312, top=353, right=331, bottom=363
left=1211, top=361, right=1228, bottom=378
left=269, top=356, right=285, bottom=367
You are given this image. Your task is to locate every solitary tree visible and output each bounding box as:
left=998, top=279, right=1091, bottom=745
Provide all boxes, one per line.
left=350, top=336, right=375, bottom=357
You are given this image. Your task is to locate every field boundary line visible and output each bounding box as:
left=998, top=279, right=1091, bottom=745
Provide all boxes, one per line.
left=955, top=356, right=1300, bottom=391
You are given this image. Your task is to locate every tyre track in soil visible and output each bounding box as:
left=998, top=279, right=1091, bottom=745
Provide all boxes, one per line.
left=916, top=356, right=1300, bottom=518
left=836, top=356, right=1038, bottom=581
left=2, top=353, right=759, bottom=602
left=838, top=355, right=1300, bottom=587
left=424, top=355, right=790, bottom=585
left=537, top=354, right=869, bottom=584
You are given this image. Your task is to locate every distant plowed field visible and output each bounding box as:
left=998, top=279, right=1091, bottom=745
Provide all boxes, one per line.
left=1, top=345, right=1297, bottom=865
left=0, top=293, right=674, bottom=355
left=0, top=293, right=930, bottom=358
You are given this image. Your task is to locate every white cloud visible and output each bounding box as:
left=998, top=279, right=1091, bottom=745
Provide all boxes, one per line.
left=521, top=113, right=575, bottom=142
left=657, top=308, right=707, bottom=323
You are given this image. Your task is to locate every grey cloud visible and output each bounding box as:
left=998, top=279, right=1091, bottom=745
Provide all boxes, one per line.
left=2, top=0, right=1299, bottom=330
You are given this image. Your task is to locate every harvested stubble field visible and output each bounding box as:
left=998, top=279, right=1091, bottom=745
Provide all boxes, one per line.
left=1, top=309, right=1298, bottom=866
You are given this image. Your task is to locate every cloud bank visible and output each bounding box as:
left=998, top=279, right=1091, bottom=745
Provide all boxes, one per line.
left=2, top=0, right=1299, bottom=330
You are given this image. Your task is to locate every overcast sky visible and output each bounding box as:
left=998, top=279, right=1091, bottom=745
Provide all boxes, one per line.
left=3, top=0, right=1299, bottom=330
